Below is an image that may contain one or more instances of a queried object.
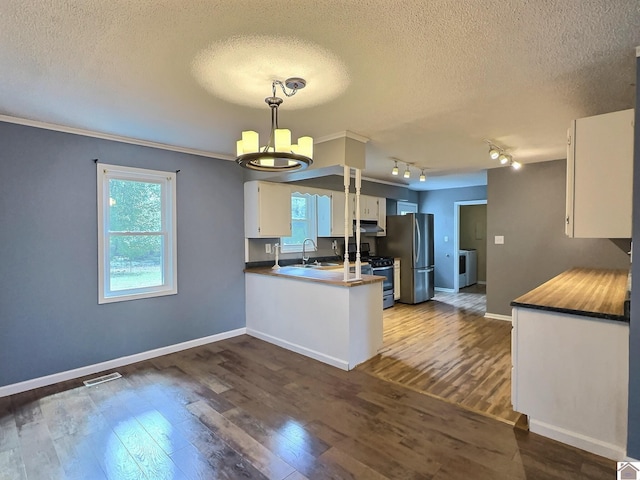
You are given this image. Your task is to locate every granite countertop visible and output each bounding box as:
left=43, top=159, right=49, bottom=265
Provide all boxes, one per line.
left=511, top=267, right=630, bottom=322
left=244, top=266, right=383, bottom=288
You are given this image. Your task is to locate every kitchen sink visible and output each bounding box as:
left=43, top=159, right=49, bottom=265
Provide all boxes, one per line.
left=291, top=262, right=340, bottom=268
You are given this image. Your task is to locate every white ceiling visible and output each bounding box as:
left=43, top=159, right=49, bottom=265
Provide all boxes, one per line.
left=1, top=1, right=638, bottom=190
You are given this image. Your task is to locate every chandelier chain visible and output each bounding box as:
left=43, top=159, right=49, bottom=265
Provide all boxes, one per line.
left=272, top=80, right=299, bottom=98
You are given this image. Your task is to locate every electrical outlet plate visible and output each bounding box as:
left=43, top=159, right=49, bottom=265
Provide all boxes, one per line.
left=265, top=244, right=272, bottom=254
left=494, top=235, right=504, bottom=245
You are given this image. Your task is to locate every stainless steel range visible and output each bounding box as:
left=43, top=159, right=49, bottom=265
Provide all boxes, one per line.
left=347, top=243, right=395, bottom=308
left=369, top=256, right=395, bottom=309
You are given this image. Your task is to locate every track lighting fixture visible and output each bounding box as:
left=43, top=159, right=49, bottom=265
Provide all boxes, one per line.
left=391, top=160, right=399, bottom=176
left=486, top=140, right=521, bottom=170
left=403, top=164, right=411, bottom=178
left=419, top=170, right=426, bottom=182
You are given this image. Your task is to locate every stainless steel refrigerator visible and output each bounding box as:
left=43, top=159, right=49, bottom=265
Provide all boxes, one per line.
left=378, top=213, right=434, bottom=304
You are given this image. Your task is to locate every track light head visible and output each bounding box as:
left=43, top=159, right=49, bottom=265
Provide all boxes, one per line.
left=499, top=153, right=510, bottom=165
left=489, top=147, right=500, bottom=160
left=403, top=165, right=411, bottom=178
left=419, top=170, right=426, bottom=182
left=391, top=160, right=399, bottom=176
left=511, top=160, right=522, bottom=170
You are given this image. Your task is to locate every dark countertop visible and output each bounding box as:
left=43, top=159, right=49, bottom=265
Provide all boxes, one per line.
left=244, top=266, right=383, bottom=288
left=511, top=267, right=630, bottom=322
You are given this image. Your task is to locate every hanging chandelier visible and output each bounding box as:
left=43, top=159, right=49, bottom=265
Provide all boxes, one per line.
left=236, top=78, right=313, bottom=172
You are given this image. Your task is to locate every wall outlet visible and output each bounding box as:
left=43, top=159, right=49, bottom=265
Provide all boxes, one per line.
left=444, top=236, right=449, bottom=242
left=331, top=240, right=337, bottom=249
left=265, top=243, right=272, bottom=254
left=494, top=235, right=505, bottom=245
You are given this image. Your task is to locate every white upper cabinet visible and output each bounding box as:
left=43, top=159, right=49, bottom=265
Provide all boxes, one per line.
left=317, top=191, right=349, bottom=237
left=566, top=109, right=634, bottom=238
left=354, top=195, right=379, bottom=220
left=244, top=181, right=292, bottom=238
left=377, top=197, right=386, bottom=237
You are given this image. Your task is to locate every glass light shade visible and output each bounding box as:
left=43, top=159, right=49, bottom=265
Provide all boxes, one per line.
left=499, top=154, right=509, bottom=165
left=392, top=165, right=399, bottom=175
left=511, top=160, right=522, bottom=170
left=297, top=136, right=313, bottom=158
left=238, top=130, right=259, bottom=154
left=274, top=129, right=291, bottom=152
left=404, top=168, right=410, bottom=179
left=489, top=148, right=500, bottom=160
left=419, top=172, right=426, bottom=182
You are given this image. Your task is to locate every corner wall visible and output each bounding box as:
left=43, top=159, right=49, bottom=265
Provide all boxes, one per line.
left=486, top=159, right=630, bottom=316
left=0, top=122, right=246, bottom=388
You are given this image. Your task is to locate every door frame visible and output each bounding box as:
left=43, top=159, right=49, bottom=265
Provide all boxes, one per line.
left=453, top=199, right=487, bottom=292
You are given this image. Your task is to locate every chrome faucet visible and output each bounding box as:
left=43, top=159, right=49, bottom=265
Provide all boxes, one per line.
left=302, top=238, right=317, bottom=265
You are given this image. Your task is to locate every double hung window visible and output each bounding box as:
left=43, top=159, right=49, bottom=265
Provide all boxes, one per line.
left=97, top=164, right=177, bottom=303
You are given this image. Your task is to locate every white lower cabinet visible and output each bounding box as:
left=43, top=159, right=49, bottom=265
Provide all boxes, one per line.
left=511, top=306, right=628, bottom=460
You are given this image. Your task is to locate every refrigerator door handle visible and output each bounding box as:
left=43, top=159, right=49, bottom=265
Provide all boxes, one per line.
left=415, top=217, right=421, bottom=265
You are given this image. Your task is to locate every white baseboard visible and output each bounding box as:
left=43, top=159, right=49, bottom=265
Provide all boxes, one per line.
left=484, top=312, right=512, bottom=322
left=0, top=328, right=247, bottom=398
left=434, top=287, right=455, bottom=293
left=478, top=281, right=487, bottom=285
left=246, top=328, right=349, bottom=371
left=529, top=419, right=626, bottom=461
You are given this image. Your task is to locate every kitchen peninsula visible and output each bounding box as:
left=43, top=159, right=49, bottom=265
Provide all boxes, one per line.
left=244, top=266, right=384, bottom=370
left=510, top=267, right=630, bottom=460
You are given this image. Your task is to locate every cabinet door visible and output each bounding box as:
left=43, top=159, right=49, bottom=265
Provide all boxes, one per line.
left=353, top=195, right=378, bottom=220
left=318, top=192, right=350, bottom=237
left=244, top=181, right=292, bottom=238
left=566, top=109, right=634, bottom=238
left=376, top=197, right=386, bottom=236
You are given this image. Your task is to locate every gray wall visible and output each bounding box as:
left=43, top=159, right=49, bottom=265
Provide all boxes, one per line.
left=627, top=56, right=640, bottom=458
left=0, top=122, right=245, bottom=387
left=486, top=159, right=630, bottom=316
left=419, top=185, right=487, bottom=289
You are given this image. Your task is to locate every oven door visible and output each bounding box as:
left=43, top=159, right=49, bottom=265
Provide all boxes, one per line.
left=372, top=265, right=394, bottom=293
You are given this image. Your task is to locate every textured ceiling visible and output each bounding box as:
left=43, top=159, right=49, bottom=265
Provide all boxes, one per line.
left=1, top=1, right=639, bottom=190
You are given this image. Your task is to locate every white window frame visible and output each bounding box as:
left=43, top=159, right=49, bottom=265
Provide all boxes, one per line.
left=397, top=201, right=418, bottom=215
left=97, top=163, right=177, bottom=304
left=280, top=192, right=317, bottom=254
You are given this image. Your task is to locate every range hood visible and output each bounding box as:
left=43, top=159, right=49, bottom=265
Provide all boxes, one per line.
left=354, top=220, right=385, bottom=235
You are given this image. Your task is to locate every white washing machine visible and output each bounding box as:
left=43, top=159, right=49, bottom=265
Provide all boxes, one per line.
left=459, top=249, right=477, bottom=287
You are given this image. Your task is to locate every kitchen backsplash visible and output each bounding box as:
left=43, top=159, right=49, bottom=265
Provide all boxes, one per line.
left=246, top=237, right=378, bottom=263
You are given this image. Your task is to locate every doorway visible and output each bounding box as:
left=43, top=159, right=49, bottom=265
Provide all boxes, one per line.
left=453, top=200, right=487, bottom=293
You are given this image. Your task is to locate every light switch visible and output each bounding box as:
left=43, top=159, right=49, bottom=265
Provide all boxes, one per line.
left=444, top=236, right=449, bottom=242
left=494, top=235, right=504, bottom=245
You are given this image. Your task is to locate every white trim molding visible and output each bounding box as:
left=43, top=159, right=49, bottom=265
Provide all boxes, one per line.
left=484, top=312, right=512, bottom=322
left=247, top=328, right=349, bottom=371
left=529, top=418, right=626, bottom=461
left=0, top=114, right=234, bottom=161
left=0, top=328, right=246, bottom=398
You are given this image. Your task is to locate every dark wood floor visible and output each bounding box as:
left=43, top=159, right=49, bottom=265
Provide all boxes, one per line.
left=0, top=335, right=613, bottom=479
left=360, top=284, right=519, bottom=423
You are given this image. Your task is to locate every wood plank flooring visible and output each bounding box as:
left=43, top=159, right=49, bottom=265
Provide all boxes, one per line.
left=358, top=284, right=520, bottom=423
left=0, top=335, right=614, bottom=479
